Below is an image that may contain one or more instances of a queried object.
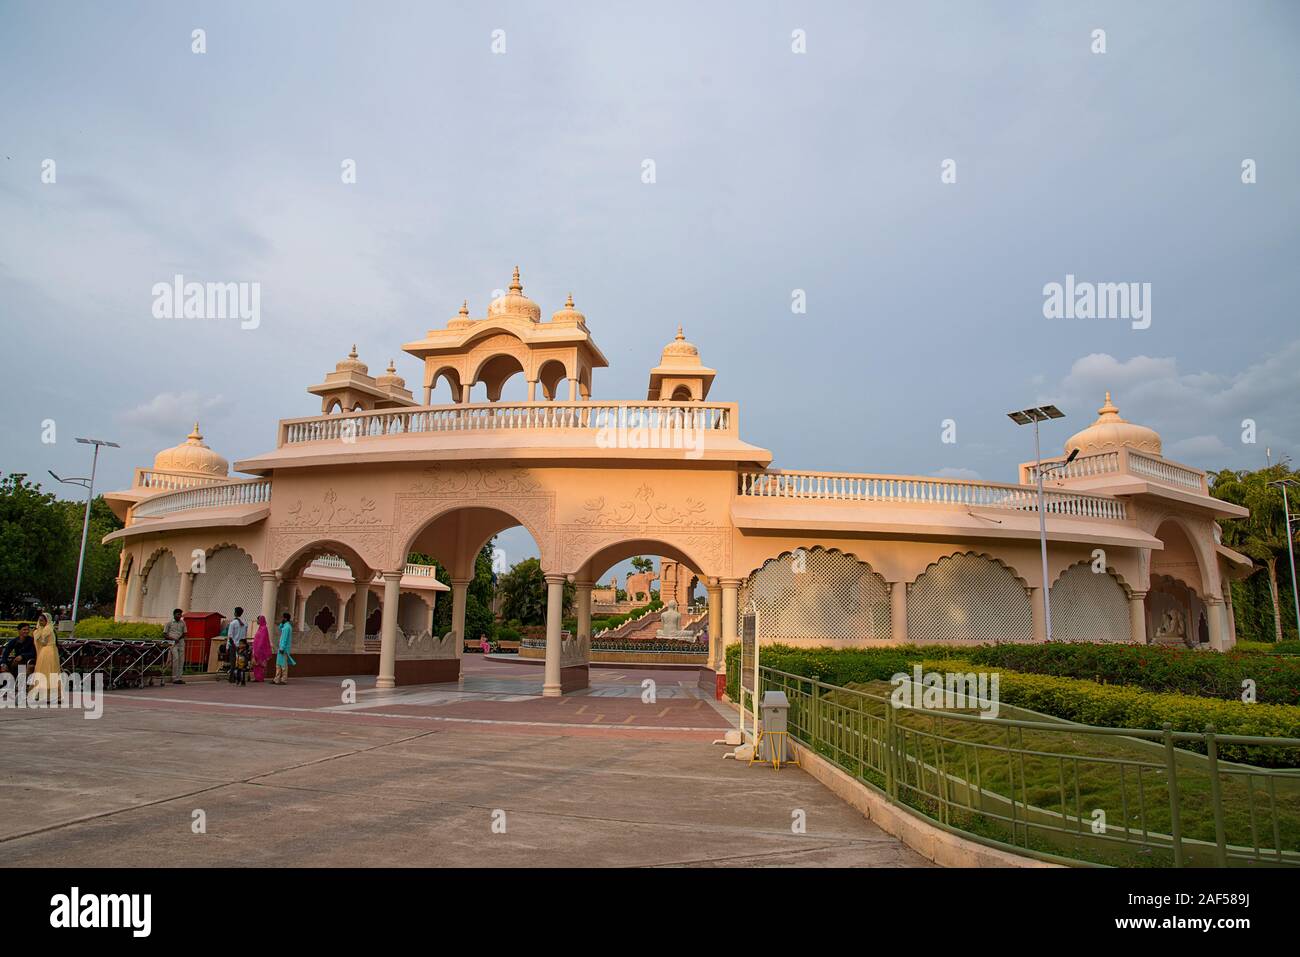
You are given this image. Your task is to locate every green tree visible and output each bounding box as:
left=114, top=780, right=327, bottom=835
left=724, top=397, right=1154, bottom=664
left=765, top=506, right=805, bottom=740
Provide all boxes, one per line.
left=409, top=538, right=499, bottom=638
left=629, top=556, right=654, bottom=574
left=497, top=557, right=573, bottom=626
left=0, top=474, right=74, bottom=615
left=1210, top=463, right=1298, bottom=642
left=55, top=495, right=123, bottom=614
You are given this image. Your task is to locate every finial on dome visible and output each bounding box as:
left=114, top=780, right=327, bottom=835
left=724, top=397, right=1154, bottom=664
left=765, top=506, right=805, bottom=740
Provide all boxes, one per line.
left=566, top=293, right=575, bottom=308
left=676, top=325, right=685, bottom=340
left=510, top=266, right=522, bottom=293
left=1099, top=391, right=1120, bottom=418
left=387, top=359, right=396, bottom=374
left=189, top=422, right=202, bottom=441
left=349, top=344, right=358, bottom=359
left=459, top=300, right=469, bottom=316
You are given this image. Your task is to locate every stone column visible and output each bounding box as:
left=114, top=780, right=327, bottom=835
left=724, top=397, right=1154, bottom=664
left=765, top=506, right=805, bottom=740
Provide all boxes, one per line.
left=377, top=572, right=402, bottom=689
left=259, top=573, right=278, bottom=626
left=1030, top=587, right=1048, bottom=642
left=527, top=379, right=538, bottom=402
left=113, top=576, right=128, bottom=620
left=128, top=571, right=145, bottom=619
left=1129, top=591, right=1148, bottom=644
left=567, top=377, right=578, bottom=401
left=292, top=582, right=307, bottom=631
left=335, top=593, right=346, bottom=635
left=721, top=578, right=741, bottom=667
left=1206, top=597, right=1229, bottom=651
left=891, top=581, right=908, bottom=643
left=706, top=580, right=722, bottom=670
left=423, top=384, right=432, bottom=405
left=352, top=578, right=370, bottom=650
left=451, top=579, right=470, bottom=659
left=176, top=571, right=195, bottom=614
left=576, top=581, right=593, bottom=658
left=543, top=574, right=566, bottom=697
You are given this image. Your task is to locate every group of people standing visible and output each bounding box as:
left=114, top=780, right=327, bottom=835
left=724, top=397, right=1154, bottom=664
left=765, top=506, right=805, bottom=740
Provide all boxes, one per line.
left=1, top=606, right=298, bottom=690
left=0, top=613, right=62, bottom=698
left=215, top=608, right=296, bottom=685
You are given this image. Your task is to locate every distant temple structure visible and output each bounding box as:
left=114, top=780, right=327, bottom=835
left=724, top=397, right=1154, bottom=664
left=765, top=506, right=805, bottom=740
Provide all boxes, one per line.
left=103, top=267, right=1251, bottom=697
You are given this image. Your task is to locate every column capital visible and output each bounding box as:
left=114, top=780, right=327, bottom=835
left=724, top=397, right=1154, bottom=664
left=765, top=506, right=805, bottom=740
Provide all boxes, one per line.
left=574, top=580, right=594, bottom=590
left=381, top=570, right=403, bottom=582
left=450, top=578, right=473, bottom=588
left=719, top=577, right=744, bottom=589
left=1205, top=595, right=1225, bottom=606
left=260, top=571, right=279, bottom=583
left=1128, top=590, right=1148, bottom=600
left=544, top=573, right=570, bottom=586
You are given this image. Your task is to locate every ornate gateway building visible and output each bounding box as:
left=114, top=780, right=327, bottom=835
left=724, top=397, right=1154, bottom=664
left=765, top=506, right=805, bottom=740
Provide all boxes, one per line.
left=104, top=268, right=1251, bottom=696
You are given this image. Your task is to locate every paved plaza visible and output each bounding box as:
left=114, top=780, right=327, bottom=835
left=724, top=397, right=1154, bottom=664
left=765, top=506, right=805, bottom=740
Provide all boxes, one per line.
left=0, top=657, right=928, bottom=867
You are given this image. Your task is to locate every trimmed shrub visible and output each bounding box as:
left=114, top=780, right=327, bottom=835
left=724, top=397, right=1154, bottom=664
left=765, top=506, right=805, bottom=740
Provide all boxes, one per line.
left=71, top=617, right=165, bottom=641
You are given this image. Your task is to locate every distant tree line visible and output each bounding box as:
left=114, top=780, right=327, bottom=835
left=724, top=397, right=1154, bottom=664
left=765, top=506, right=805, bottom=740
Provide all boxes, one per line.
left=0, top=473, right=123, bottom=619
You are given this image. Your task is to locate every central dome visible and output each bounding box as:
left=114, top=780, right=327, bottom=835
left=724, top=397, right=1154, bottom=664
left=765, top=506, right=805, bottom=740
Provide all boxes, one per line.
left=486, top=266, right=542, bottom=322
left=153, top=423, right=229, bottom=477
left=1065, top=392, right=1162, bottom=457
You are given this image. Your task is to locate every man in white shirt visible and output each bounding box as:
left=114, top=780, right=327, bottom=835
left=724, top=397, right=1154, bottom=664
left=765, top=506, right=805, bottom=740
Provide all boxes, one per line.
left=225, top=607, right=247, bottom=679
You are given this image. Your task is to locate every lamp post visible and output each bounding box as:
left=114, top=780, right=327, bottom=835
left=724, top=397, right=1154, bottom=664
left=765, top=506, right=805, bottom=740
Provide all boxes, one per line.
left=1007, top=405, right=1076, bottom=642
left=48, top=437, right=119, bottom=632
left=1268, top=478, right=1300, bottom=641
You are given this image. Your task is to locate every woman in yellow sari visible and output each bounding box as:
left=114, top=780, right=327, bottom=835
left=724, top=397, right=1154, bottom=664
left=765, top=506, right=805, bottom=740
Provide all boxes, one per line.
left=31, top=613, right=61, bottom=702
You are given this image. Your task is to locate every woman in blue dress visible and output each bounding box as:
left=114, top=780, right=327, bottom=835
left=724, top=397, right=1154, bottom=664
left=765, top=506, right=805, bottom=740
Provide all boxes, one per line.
left=274, top=612, right=297, bottom=685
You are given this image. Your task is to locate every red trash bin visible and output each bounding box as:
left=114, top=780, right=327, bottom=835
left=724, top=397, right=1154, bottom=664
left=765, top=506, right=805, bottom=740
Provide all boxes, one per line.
left=182, top=612, right=223, bottom=669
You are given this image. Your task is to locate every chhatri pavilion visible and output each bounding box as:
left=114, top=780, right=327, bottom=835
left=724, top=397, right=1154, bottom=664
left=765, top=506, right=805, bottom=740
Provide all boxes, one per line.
left=103, top=268, right=1251, bottom=695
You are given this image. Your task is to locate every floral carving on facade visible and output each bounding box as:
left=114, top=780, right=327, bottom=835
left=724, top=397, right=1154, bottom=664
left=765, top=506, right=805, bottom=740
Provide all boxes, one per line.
left=408, top=466, right=541, bottom=496
left=575, top=484, right=709, bottom=527
left=284, top=489, right=381, bottom=528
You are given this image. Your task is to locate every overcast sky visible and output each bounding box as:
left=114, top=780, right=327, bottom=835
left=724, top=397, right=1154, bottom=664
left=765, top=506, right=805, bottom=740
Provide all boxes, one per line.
left=2, top=1, right=1297, bottom=572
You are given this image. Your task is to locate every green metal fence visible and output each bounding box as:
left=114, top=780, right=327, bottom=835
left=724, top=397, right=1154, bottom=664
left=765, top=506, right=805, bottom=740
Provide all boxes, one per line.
left=758, top=666, right=1300, bottom=867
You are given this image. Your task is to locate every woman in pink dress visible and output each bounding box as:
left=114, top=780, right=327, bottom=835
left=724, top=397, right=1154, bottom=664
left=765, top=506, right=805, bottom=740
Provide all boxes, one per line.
left=479, top=634, right=491, bottom=655
left=250, top=615, right=272, bottom=683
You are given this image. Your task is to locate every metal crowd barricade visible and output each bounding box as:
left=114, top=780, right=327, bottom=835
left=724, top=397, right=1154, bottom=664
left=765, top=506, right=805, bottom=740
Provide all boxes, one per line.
left=58, top=639, right=173, bottom=689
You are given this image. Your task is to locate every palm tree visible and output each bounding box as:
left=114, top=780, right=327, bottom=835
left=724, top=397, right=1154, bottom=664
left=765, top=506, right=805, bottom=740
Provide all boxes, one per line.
left=1211, top=463, right=1296, bottom=642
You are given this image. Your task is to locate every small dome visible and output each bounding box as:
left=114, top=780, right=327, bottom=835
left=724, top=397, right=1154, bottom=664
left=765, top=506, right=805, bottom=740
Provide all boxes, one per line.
left=550, top=293, right=586, bottom=325
left=335, top=345, right=369, bottom=375
left=376, top=359, right=406, bottom=390
left=153, top=423, right=229, bottom=477
left=1065, top=392, right=1162, bottom=457
left=660, top=326, right=701, bottom=364
left=447, top=300, right=473, bottom=330
left=486, top=266, right=542, bottom=322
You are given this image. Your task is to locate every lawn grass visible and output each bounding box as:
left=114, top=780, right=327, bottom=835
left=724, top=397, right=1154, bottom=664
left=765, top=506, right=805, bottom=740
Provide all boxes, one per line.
left=803, top=678, right=1300, bottom=867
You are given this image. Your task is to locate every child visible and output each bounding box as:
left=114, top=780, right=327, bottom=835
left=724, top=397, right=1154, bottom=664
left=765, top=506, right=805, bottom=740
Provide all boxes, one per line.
left=231, top=638, right=250, bottom=686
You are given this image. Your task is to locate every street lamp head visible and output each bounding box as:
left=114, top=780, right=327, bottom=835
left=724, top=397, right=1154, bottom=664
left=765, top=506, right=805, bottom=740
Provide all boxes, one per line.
left=1065, top=447, right=1080, bottom=465
left=75, top=437, right=120, bottom=448
left=1007, top=405, right=1065, bottom=425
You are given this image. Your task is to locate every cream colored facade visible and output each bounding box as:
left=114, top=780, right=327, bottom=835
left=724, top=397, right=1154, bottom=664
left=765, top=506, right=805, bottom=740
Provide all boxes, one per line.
left=104, top=268, right=1251, bottom=695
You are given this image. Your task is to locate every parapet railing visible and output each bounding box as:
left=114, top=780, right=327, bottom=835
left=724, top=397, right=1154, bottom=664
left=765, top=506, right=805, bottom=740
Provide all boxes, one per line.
left=277, top=400, right=738, bottom=446
left=308, top=555, right=437, bottom=579
left=131, top=479, right=273, bottom=519
left=1022, top=448, right=1208, bottom=494
left=737, top=469, right=1127, bottom=520
left=132, top=468, right=230, bottom=492
left=755, top=667, right=1300, bottom=867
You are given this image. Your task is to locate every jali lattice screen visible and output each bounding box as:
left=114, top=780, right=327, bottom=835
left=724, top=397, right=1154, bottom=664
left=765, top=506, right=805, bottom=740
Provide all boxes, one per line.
left=907, top=552, right=1033, bottom=643
left=737, top=547, right=891, bottom=640
left=1050, top=562, right=1131, bottom=642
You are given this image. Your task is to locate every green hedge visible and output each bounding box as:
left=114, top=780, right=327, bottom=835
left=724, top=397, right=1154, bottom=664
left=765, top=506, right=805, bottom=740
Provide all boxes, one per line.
left=725, top=643, right=1300, bottom=765
left=919, top=659, right=1300, bottom=766
left=956, top=642, right=1300, bottom=706
left=725, top=641, right=1300, bottom=705
left=1237, top=640, right=1300, bottom=656
left=71, top=617, right=165, bottom=641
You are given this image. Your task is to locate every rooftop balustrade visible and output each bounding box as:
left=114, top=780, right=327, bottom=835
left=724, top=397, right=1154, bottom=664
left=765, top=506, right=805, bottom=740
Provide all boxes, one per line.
left=1022, top=447, right=1208, bottom=494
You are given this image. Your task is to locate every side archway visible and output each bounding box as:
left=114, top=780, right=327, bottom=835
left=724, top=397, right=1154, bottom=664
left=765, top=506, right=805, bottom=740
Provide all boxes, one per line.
left=141, top=548, right=181, bottom=621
